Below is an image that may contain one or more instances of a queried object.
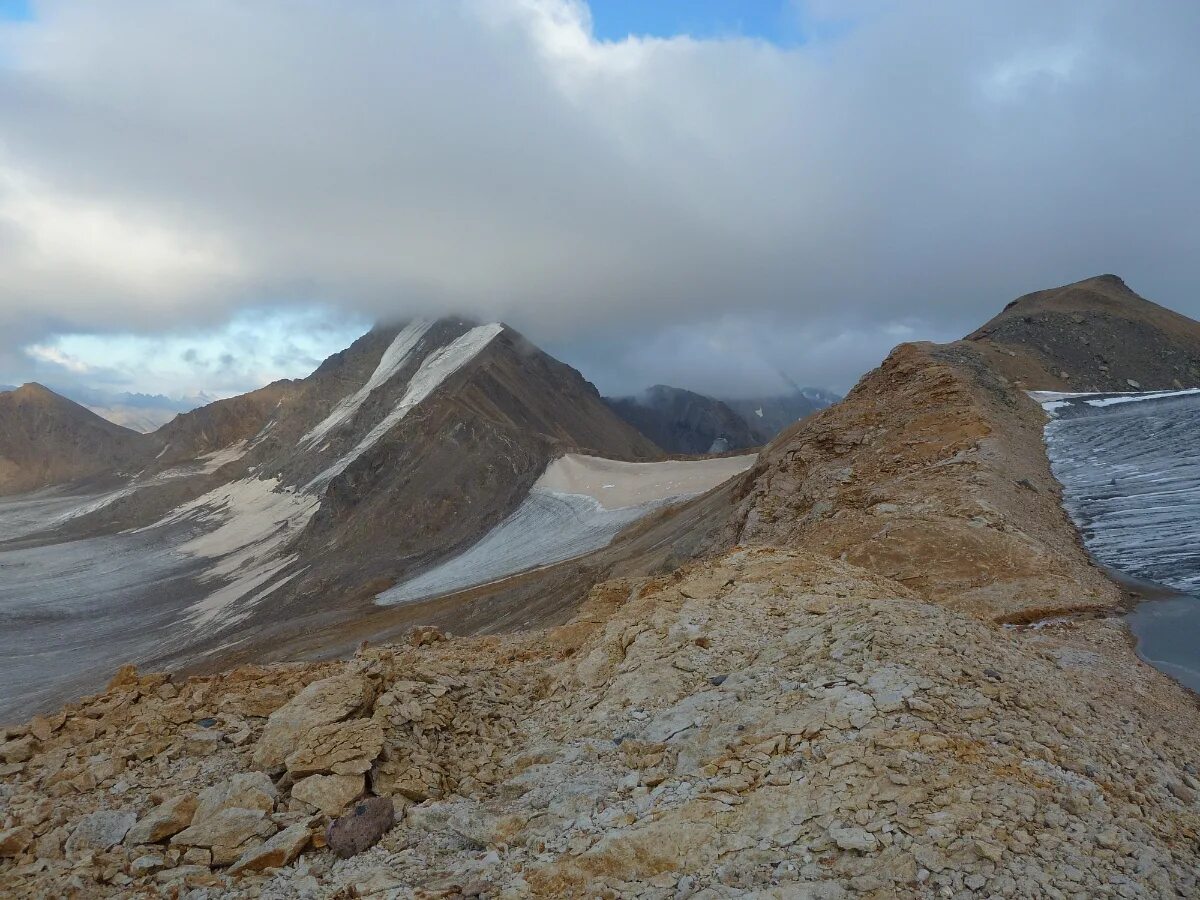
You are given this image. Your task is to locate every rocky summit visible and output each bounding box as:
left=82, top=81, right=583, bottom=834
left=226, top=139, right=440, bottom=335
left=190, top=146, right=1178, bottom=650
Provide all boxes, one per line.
left=3, top=277, right=1200, bottom=898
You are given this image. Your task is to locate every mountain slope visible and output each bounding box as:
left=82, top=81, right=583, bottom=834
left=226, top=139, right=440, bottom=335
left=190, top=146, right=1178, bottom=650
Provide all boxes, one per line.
left=723, top=390, right=839, bottom=443
left=966, top=273, right=1200, bottom=391
left=275, top=321, right=663, bottom=612
left=0, top=383, right=155, bottom=495
left=605, top=385, right=755, bottom=453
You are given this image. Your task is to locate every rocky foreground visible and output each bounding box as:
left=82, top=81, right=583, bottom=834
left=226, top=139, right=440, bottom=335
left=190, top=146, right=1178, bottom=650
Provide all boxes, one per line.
left=2, top=547, right=1199, bottom=898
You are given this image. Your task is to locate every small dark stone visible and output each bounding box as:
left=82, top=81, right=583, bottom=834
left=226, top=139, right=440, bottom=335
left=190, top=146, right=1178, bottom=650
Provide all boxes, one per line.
left=326, top=796, right=395, bottom=859
left=736, top=724, right=745, bottom=731
left=983, top=668, right=1003, bottom=681
left=196, top=717, right=218, bottom=728
left=708, top=674, right=728, bottom=686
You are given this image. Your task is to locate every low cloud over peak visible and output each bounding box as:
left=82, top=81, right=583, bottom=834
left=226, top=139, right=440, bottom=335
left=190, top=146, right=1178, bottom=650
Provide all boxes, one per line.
left=0, top=1, right=1197, bottom=397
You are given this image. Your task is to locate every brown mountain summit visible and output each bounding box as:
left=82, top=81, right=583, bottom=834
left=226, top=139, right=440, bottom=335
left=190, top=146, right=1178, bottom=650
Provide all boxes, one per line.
left=0, top=383, right=153, bottom=495
left=967, top=273, right=1200, bottom=391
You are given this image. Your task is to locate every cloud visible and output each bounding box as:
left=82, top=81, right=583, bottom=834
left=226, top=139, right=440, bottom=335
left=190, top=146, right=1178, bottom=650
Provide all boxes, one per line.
left=0, top=0, right=1197, bottom=397
left=19, top=307, right=369, bottom=398
left=25, top=342, right=91, bottom=373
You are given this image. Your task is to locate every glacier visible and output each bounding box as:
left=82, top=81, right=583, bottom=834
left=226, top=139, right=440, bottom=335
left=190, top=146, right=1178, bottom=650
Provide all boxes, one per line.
left=377, top=452, right=755, bottom=605
left=1036, top=389, right=1200, bottom=692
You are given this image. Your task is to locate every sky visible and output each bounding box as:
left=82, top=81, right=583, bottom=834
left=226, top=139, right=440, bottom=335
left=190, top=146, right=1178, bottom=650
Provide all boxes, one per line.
left=0, top=1, right=1197, bottom=404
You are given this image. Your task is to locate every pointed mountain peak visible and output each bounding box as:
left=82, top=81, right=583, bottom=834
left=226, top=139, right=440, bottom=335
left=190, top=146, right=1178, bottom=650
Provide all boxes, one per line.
left=11, top=381, right=61, bottom=400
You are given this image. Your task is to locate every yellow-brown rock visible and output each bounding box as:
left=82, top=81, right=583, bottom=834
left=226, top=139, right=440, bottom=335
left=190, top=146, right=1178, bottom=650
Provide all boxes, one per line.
left=253, top=674, right=375, bottom=770
left=284, top=719, right=383, bottom=777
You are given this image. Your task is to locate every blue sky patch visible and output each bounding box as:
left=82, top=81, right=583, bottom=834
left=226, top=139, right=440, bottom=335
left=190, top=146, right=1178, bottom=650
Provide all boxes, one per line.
left=589, top=0, right=802, bottom=45
left=0, top=0, right=33, bottom=22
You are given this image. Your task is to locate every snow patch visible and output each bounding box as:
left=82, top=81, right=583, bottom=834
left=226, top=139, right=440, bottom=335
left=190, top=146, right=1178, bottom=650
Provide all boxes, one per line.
left=195, top=440, right=249, bottom=474
left=377, top=451, right=755, bottom=606
left=307, top=323, right=504, bottom=491
left=299, top=319, right=433, bottom=450
left=536, top=452, right=756, bottom=510
left=377, top=491, right=650, bottom=605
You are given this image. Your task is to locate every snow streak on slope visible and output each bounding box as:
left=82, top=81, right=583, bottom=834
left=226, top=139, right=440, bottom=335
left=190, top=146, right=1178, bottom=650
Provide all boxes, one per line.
left=378, top=452, right=755, bottom=605
left=307, top=323, right=505, bottom=491
left=146, top=477, right=319, bottom=626
left=1037, top=391, right=1200, bottom=592
left=299, top=319, right=433, bottom=450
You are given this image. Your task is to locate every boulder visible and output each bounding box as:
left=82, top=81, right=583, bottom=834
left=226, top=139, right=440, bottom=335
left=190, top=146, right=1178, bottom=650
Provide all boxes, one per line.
left=64, top=809, right=137, bottom=853
left=130, top=853, right=164, bottom=875
left=171, top=806, right=275, bottom=854
left=0, top=826, right=33, bottom=857
left=125, top=793, right=197, bottom=844
left=0, top=735, right=34, bottom=764
left=326, top=797, right=396, bottom=859
left=253, top=674, right=375, bottom=770
left=830, top=826, right=877, bottom=853
left=193, top=772, right=276, bottom=823
left=291, top=773, right=364, bottom=817
left=284, top=718, right=384, bottom=777
left=29, top=714, right=56, bottom=742
left=228, top=823, right=311, bottom=875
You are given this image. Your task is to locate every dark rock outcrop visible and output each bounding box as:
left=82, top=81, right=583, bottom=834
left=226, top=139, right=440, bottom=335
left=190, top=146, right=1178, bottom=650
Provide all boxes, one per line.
left=605, top=385, right=755, bottom=454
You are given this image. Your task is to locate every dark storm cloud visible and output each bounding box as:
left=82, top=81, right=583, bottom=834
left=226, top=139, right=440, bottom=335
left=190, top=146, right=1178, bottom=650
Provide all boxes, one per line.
left=0, top=0, right=1196, bottom=396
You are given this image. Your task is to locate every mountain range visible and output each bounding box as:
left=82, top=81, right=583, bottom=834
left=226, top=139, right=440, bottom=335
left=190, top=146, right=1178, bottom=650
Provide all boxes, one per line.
left=0, top=318, right=691, bottom=716
left=5, top=275, right=1200, bottom=896
left=604, top=385, right=839, bottom=454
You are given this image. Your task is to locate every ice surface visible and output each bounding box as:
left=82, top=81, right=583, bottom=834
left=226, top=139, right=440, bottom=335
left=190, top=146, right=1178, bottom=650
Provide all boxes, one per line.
left=299, top=319, right=433, bottom=449
left=306, top=323, right=504, bottom=491
left=377, top=491, right=650, bottom=605
left=0, top=504, right=207, bottom=721
left=0, top=488, right=129, bottom=540
left=1031, top=388, right=1200, bottom=418
left=377, top=451, right=756, bottom=606
left=1041, top=391, right=1200, bottom=592
left=536, top=452, right=756, bottom=510
left=146, top=476, right=320, bottom=625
